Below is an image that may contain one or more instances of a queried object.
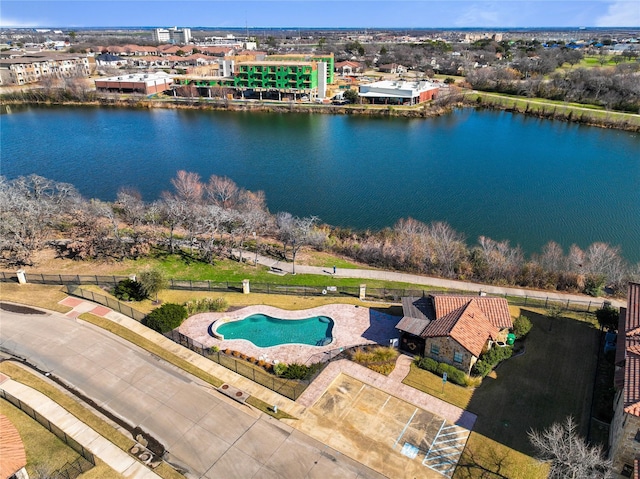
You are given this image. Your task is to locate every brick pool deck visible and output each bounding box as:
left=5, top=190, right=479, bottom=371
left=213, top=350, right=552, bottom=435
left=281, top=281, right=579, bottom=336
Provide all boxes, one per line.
left=178, top=304, right=402, bottom=365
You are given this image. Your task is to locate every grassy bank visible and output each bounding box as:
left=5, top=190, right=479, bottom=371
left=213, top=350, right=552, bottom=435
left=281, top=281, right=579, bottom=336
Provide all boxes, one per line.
left=465, top=91, right=640, bottom=130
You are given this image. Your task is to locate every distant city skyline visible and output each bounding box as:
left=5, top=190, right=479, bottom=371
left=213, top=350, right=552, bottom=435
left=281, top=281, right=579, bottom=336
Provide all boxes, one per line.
left=2, top=0, right=639, bottom=29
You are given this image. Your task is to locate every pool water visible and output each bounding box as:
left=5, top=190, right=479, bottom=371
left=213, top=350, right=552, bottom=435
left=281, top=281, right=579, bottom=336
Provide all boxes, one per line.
left=215, top=314, right=334, bottom=348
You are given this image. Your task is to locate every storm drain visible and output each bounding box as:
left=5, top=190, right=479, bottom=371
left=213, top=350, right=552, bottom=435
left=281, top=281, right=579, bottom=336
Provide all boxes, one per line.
left=217, top=383, right=250, bottom=403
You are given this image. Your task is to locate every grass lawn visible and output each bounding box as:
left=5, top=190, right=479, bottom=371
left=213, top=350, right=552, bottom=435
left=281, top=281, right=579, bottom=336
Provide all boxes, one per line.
left=0, top=398, right=87, bottom=477
left=468, top=307, right=599, bottom=454
left=0, top=283, right=71, bottom=313
left=405, top=306, right=599, bottom=477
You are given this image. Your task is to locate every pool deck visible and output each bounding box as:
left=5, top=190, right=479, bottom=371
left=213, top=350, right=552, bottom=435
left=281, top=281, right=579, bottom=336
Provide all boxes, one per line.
left=178, top=304, right=401, bottom=365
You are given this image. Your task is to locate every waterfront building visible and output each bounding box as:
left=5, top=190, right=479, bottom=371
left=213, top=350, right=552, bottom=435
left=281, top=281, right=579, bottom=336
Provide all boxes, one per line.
left=358, top=80, right=439, bottom=105
left=94, top=72, right=173, bottom=95
left=0, top=52, right=89, bottom=85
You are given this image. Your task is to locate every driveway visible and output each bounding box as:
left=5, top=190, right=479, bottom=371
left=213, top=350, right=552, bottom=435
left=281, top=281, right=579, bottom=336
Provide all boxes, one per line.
left=0, top=308, right=385, bottom=479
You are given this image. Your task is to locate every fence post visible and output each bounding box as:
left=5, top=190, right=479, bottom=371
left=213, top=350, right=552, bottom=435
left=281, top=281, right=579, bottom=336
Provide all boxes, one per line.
left=587, top=301, right=591, bottom=312
left=545, top=297, right=549, bottom=308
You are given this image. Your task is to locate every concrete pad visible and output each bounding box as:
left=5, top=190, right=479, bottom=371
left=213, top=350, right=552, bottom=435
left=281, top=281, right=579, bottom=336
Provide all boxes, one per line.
left=164, top=386, right=217, bottom=423
left=60, top=297, right=83, bottom=307
left=203, top=446, right=264, bottom=479
left=264, top=434, right=322, bottom=479
left=168, top=424, right=231, bottom=476
left=233, top=417, right=290, bottom=463
left=198, top=402, right=258, bottom=444
left=299, top=374, right=452, bottom=479
left=91, top=305, right=111, bottom=316
left=105, top=385, right=165, bottom=428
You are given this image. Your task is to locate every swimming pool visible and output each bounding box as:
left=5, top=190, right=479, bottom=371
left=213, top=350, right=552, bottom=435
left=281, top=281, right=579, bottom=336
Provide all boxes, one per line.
left=214, top=314, right=334, bottom=348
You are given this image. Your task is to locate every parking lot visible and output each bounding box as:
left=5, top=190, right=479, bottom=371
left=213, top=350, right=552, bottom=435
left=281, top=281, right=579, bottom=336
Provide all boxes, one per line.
left=297, top=374, right=471, bottom=479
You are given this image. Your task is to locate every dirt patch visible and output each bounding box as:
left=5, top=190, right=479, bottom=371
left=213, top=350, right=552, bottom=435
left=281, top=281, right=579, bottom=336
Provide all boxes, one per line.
left=0, top=302, right=46, bottom=315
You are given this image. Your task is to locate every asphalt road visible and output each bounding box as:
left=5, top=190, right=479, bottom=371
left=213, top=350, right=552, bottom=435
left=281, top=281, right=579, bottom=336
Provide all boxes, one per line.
left=0, top=308, right=385, bottom=479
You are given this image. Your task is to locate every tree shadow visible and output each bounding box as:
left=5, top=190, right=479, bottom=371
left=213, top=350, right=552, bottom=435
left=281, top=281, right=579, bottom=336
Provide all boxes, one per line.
left=465, top=308, right=600, bottom=456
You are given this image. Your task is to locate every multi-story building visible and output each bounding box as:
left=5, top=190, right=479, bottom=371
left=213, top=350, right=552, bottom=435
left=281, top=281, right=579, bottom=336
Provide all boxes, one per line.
left=153, top=27, right=192, bottom=45
left=266, top=53, right=334, bottom=85
left=174, top=56, right=331, bottom=100
left=610, top=282, right=640, bottom=478
left=0, top=52, right=89, bottom=85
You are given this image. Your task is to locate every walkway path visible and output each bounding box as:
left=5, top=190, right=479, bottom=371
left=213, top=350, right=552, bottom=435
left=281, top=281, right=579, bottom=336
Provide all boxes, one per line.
left=0, top=373, right=162, bottom=479
left=234, top=249, right=624, bottom=308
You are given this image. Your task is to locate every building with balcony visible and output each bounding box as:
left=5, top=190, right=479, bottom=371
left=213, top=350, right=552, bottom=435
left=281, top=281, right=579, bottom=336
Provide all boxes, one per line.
left=153, top=27, right=192, bottom=45
left=0, top=52, right=89, bottom=85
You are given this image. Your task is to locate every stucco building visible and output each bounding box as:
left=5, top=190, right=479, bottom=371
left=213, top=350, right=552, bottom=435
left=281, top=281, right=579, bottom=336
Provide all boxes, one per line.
left=0, top=52, right=89, bottom=85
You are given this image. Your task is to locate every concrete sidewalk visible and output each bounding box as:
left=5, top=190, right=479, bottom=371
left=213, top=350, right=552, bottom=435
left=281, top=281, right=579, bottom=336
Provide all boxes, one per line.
left=0, top=374, right=162, bottom=479
left=233, top=249, right=624, bottom=308
left=60, top=296, right=307, bottom=419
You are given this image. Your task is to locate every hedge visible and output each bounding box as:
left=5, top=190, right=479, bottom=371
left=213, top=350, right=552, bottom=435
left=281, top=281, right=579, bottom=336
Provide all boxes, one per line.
left=143, top=303, right=188, bottom=333
left=414, top=357, right=467, bottom=386
left=472, top=345, right=513, bottom=377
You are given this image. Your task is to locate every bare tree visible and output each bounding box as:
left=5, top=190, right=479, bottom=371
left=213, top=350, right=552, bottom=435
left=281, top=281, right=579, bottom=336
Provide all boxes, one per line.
left=528, top=416, right=612, bottom=479
left=171, top=170, right=203, bottom=204
left=206, top=175, right=239, bottom=208
left=288, top=216, right=324, bottom=275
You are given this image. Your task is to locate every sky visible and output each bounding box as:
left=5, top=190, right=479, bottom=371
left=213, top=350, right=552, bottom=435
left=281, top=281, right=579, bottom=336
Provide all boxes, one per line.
left=1, top=0, right=639, bottom=29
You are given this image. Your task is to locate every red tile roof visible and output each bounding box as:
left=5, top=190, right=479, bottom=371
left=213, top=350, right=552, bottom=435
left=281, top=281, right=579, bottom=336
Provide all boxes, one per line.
left=0, top=414, right=27, bottom=479
left=623, top=283, right=640, bottom=417
left=424, top=300, right=500, bottom=357
left=433, top=296, right=512, bottom=329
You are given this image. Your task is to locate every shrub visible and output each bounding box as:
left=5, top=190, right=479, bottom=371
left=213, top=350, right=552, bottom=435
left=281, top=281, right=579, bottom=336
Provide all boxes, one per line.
left=472, top=345, right=513, bottom=377
left=273, top=362, right=287, bottom=376
left=414, top=357, right=467, bottom=386
left=513, top=315, right=533, bottom=339
left=281, top=363, right=309, bottom=380
left=415, top=356, right=438, bottom=372
left=596, top=305, right=619, bottom=331
left=584, top=274, right=606, bottom=297
left=143, top=303, right=187, bottom=333
left=184, top=297, right=229, bottom=316
left=113, top=279, right=147, bottom=301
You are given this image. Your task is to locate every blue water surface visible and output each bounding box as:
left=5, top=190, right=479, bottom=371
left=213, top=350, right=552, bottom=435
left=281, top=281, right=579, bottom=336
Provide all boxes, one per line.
left=2, top=106, right=639, bottom=261
left=215, top=314, right=334, bottom=347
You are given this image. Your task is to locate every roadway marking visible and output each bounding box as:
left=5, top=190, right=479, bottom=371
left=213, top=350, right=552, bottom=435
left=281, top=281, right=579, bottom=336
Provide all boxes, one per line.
left=393, top=408, right=418, bottom=449
left=422, top=424, right=471, bottom=478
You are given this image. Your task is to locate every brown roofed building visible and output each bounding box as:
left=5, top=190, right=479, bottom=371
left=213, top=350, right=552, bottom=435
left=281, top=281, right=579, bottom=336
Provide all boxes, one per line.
left=610, top=282, right=640, bottom=478
left=0, top=414, right=28, bottom=479
left=397, top=294, right=512, bottom=374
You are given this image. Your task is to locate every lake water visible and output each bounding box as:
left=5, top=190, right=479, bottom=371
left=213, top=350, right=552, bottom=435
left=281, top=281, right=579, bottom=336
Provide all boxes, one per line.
left=2, top=106, right=639, bottom=262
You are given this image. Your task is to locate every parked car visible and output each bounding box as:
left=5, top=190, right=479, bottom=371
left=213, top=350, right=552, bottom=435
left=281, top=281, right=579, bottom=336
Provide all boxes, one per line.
left=604, top=331, right=617, bottom=354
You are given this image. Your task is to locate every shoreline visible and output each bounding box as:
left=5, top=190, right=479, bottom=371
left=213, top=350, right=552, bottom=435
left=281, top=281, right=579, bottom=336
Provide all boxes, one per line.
left=2, top=95, right=639, bottom=132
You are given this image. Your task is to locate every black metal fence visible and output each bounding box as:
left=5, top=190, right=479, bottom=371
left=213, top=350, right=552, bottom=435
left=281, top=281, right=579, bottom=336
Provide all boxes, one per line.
left=0, top=271, right=129, bottom=285
left=63, top=285, right=147, bottom=322
left=3, top=270, right=610, bottom=314
left=51, top=457, right=95, bottom=479
left=0, top=390, right=96, bottom=471
left=163, top=329, right=312, bottom=400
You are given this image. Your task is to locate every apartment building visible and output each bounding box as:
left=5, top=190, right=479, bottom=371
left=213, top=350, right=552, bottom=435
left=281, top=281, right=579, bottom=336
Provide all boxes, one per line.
left=0, top=52, right=89, bottom=85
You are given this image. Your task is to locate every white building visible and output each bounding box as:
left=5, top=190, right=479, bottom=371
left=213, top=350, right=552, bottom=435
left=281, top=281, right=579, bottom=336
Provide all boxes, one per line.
left=153, top=27, right=192, bottom=45
left=358, top=80, right=439, bottom=105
